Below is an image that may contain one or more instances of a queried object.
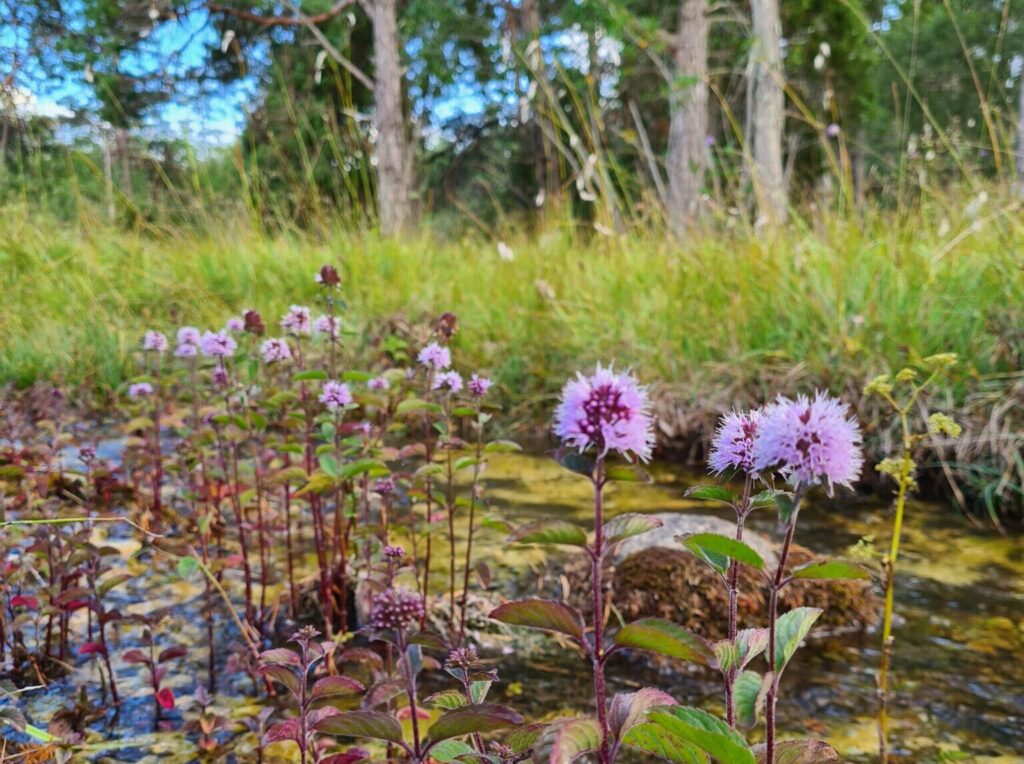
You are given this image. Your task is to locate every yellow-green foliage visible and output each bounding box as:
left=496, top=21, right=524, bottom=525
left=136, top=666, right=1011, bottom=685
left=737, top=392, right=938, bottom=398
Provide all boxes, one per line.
left=1, top=194, right=1021, bottom=398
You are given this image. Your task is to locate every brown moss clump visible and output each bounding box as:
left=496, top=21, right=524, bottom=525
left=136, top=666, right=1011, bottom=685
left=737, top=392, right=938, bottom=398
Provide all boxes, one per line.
left=566, top=545, right=878, bottom=641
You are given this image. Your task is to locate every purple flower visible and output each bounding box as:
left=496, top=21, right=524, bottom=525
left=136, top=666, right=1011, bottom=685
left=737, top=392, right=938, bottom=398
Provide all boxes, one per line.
left=708, top=409, right=764, bottom=475
left=752, top=392, right=863, bottom=492
left=468, top=373, right=492, bottom=397
left=319, top=380, right=353, bottom=411
left=554, top=363, right=655, bottom=462
left=200, top=330, right=237, bottom=358
left=375, top=477, right=396, bottom=495
left=433, top=370, right=463, bottom=393
left=369, top=587, right=424, bottom=631
left=826, top=122, right=841, bottom=138
left=384, top=544, right=404, bottom=559
left=212, top=366, right=229, bottom=387
left=315, top=264, right=341, bottom=288
left=368, top=375, right=390, bottom=391
left=260, top=338, right=292, bottom=364
left=225, top=316, right=245, bottom=332
left=280, top=305, right=312, bottom=336
left=142, top=331, right=168, bottom=353
left=177, top=327, right=201, bottom=347
left=418, top=342, right=451, bottom=370
left=315, top=315, right=340, bottom=339
left=128, top=382, right=154, bottom=398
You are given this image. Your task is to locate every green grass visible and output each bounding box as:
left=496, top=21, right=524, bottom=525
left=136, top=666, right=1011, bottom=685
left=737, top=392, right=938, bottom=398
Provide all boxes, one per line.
left=1, top=195, right=1021, bottom=410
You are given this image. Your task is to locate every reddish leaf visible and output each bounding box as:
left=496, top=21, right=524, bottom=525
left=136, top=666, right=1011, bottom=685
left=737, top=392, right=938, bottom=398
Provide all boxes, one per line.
left=319, top=749, right=370, bottom=764
left=156, top=688, right=175, bottom=710
left=122, top=649, right=149, bottom=664
left=9, top=595, right=38, bottom=609
left=77, top=642, right=108, bottom=658
left=265, top=718, right=303, bottom=745
left=396, top=705, right=431, bottom=721
left=311, top=675, right=365, bottom=700
left=158, top=646, right=188, bottom=663
left=489, top=599, right=586, bottom=642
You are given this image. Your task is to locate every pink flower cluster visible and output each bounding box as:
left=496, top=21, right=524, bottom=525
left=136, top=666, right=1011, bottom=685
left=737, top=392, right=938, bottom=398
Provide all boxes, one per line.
left=554, top=363, right=655, bottom=462
left=315, top=315, right=340, bottom=339
left=418, top=342, right=451, bottom=370
left=280, top=305, right=312, bottom=336
left=260, top=338, right=292, bottom=364
left=175, top=327, right=201, bottom=358
left=752, top=392, right=863, bottom=492
left=200, top=330, right=237, bottom=358
left=433, top=370, right=463, bottom=393
left=708, top=409, right=764, bottom=475
left=142, top=331, right=168, bottom=353
left=468, top=373, right=492, bottom=397
left=319, top=380, right=353, bottom=411
left=128, top=382, right=153, bottom=398
left=369, top=586, right=424, bottom=631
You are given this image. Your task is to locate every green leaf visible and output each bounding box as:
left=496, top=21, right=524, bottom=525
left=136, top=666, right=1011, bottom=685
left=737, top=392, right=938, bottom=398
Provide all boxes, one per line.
left=425, top=704, right=523, bottom=747
left=550, top=717, right=602, bottom=764
left=315, top=710, right=406, bottom=745
left=614, top=619, right=713, bottom=665
left=622, top=722, right=707, bottom=763
left=750, top=490, right=778, bottom=509
left=557, top=451, right=595, bottom=478
left=679, top=533, right=765, bottom=576
left=752, top=739, right=841, bottom=763
left=319, top=454, right=340, bottom=479
left=507, top=723, right=548, bottom=754
left=606, top=465, right=653, bottom=483
left=469, top=680, right=490, bottom=704
left=292, top=369, right=329, bottom=382
left=713, top=628, right=769, bottom=672
left=295, top=471, right=336, bottom=497
left=490, top=599, right=585, bottom=641
left=177, top=556, right=199, bottom=579
left=792, top=561, right=870, bottom=581
left=396, top=398, right=442, bottom=416
left=733, top=671, right=765, bottom=729
left=604, top=513, right=663, bottom=545
left=772, top=608, right=822, bottom=674
left=338, top=459, right=390, bottom=481
left=775, top=493, right=798, bottom=525
left=97, top=572, right=134, bottom=597
left=429, top=739, right=478, bottom=763
left=426, top=690, right=468, bottom=710
left=508, top=520, right=587, bottom=547
left=684, top=485, right=737, bottom=505
left=646, top=706, right=755, bottom=764
left=484, top=439, right=522, bottom=453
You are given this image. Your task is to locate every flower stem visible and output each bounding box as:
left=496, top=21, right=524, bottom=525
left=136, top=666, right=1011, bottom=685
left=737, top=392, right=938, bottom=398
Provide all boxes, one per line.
left=724, top=474, right=753, bottom=727
left=591, top=459, right=610, bottom=764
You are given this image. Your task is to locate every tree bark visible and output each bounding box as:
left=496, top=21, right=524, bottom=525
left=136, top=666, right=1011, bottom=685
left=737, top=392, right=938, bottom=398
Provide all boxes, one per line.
left=372, top=0, right=414, bottom=234
left=666, top=0, right=708, bottom=230
left=521, top=0, right=559, bottom=208
left=750, top=0, right=786, bottom=221
left=1017, top=65, right=1024, bottom=197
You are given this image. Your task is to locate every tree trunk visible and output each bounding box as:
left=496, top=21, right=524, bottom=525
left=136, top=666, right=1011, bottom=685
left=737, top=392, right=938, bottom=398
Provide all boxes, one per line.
left=666, top=0, right=708, bottom=230
left=521, top=0, right=559, bottom=209
left=372, top=0, right=414, bottom=235
left=750, top=0, right=786, bottom=221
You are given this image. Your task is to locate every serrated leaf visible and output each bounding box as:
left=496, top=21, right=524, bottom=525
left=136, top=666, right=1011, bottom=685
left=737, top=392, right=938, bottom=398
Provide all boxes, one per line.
left=550, top=717, right=601, bottom=764
left=752, top=739, right=841, bottom=763
left=614, top=619, right=713, bottom=665
left=490, top=599, right=585, bottom=641
left=425, top=704, right=523, bottom=747
left=430, top=739, right=478, bottom=763
left=315, top=710, right=406, bottom=745
left=609, top=687, right=677, bottom=742
left=647, top=706, right=755, bottom=764
left=427, top=690, right=467, bottom=710
left=680, top=533, right=765, bottom=575
left=733, top=671, right=765, bottom=729
left=508, top=520, right=587, bottom=547
left=792, top=561, right=870, bottom=581
left=714, top=629, right=769, bottom=672
left=772, top=608, right=822, bottom=674
left=311, top=675, right=365, bottom=700
left=684, top=485, right=737, bottom=505
left=604, top=513, right=663, bottom=545
left=622, top=722, right=707, bottom=763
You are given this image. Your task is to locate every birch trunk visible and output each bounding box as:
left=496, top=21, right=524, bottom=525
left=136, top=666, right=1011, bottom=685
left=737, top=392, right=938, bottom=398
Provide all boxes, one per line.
left=750, top=0, right=786, bottom=221
left=666, top=0, right=708, bottom=230
left=1017, top=67, right=1024, bottom=197
left=372, top=0, right=414, bottom=234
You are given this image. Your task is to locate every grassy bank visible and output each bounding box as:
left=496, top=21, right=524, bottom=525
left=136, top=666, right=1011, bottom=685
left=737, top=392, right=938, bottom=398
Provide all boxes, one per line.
left=1, top=196, right=1022, bottom=519
left=3, top=198, right=1020, bottom=390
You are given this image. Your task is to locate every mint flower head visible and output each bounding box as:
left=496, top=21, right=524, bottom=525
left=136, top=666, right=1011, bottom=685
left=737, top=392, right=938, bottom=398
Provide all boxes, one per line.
left=315, top=315, right=340, bottom=339
left=418, top=341, right=451, bottom=370
left=708, top=408, right=764, bottom=476
left=368, top=375, right=390, bottom=391
left=280, top=305, right=312, bottom=336
left=319, top=380, right=352, bottom=411
left=260, top=338, right=292, bottom=364
left=200, top=330, right=237, bottom=358
left=142, top=331, right=168, bottom=353
left=753, top=392, right=863, bottom=493
left=468, top=373, right=492, bottom=397
left=369, top=586, right=424, bottom=632
left=433, top=370, right=463, bottom=394
left=554, top=363, right=655, bottom=462
left=128, top=382, right=154, bottom=398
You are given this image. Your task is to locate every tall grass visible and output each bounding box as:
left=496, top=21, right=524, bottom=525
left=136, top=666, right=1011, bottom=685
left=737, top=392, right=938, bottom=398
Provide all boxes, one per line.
left=2, top=191, right=1020, bottom=402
